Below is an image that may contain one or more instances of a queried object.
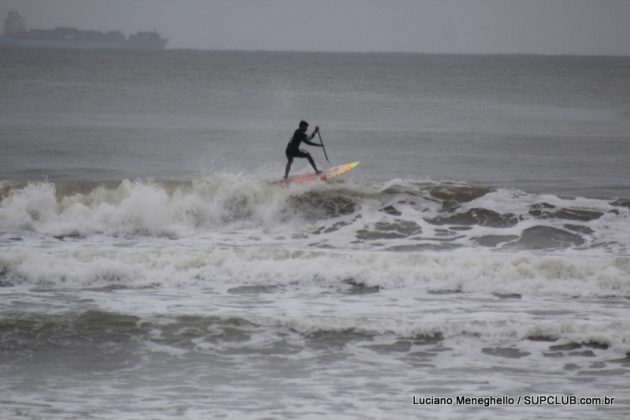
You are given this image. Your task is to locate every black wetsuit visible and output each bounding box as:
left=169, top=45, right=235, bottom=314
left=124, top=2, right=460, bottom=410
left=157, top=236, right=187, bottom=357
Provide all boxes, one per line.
left=284, top=128, right=320, bottom=179
left=286, top=129, right=312, bottom=159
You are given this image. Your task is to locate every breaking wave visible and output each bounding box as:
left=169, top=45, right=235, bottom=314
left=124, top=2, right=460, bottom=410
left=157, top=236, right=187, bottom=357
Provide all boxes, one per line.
left=1, top=175, right=629, bottom=253
left=2, top=241, right=630, bottom=298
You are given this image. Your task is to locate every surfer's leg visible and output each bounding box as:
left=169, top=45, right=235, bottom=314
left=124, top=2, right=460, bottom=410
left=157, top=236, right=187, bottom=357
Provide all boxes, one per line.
left=284, top=156, right=293, bottom=179
left=305, top=153, right=320, bottom=174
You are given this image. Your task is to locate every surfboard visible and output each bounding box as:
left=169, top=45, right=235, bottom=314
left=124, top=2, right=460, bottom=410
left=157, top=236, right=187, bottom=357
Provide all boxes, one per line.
left=277, top=161, right=359, bottom=186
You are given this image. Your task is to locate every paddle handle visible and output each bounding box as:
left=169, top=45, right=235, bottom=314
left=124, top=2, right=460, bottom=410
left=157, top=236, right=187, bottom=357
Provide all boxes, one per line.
left=317, top=131, right=331, bottom=165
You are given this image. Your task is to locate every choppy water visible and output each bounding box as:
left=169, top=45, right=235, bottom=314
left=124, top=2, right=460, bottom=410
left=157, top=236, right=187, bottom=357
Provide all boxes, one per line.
left=1, top=48, right=630, bottom=419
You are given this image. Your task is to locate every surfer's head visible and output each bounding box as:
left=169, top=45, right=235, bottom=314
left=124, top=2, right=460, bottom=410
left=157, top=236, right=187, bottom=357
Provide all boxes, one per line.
left=299, top=120, right=309, bottom=131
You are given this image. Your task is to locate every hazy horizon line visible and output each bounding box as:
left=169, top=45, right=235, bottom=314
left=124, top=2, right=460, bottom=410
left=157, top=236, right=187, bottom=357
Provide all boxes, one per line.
left=162, top=46, right=630, bottom=58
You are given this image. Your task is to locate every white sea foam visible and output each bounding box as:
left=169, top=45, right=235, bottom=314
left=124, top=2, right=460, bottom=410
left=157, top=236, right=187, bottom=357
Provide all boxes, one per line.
left=2, top=178, right=629, bottom=254
left=2, top=243, right=629, bottom=298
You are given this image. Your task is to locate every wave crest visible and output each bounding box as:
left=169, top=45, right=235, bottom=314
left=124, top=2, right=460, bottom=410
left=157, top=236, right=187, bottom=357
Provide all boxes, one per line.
left=1, top=177, right=629, bottom=253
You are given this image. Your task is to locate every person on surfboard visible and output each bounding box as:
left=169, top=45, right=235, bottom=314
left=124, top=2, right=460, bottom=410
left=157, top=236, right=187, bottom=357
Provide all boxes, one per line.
left=284, top=120, right=323, bottom=180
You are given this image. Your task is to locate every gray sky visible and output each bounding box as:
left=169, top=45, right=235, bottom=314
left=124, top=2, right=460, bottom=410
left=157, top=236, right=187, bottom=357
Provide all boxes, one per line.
left=2, top=0, right=630, bottom=55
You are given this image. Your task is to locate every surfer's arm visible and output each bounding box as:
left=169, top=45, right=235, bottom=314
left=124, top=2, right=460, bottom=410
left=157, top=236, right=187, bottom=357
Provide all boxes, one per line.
left=303, top=136, right=323, bottom=147
left=303, top=129, right=323, bottom=147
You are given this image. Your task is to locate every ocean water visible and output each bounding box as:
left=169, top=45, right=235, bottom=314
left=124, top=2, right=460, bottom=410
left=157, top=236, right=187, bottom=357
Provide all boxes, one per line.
left=1, top=48, right=630, bottom=419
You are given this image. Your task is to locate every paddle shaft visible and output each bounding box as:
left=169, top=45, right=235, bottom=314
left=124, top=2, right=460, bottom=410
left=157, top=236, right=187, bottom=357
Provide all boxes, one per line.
left=317, top=131, right=331, bottom=165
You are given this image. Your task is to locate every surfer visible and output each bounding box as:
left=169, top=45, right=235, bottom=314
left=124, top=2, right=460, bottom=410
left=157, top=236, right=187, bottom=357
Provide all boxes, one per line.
left=284, top=120, right=323, bottom=180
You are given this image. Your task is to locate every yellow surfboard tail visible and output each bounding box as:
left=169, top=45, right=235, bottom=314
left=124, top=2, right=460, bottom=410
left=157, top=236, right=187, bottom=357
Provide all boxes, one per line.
left=323, top=161, right=360, bottom=180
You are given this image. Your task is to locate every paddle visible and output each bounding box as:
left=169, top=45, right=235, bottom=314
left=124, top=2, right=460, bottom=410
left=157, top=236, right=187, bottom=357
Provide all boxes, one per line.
left=316, top=131, right=331, bottom=165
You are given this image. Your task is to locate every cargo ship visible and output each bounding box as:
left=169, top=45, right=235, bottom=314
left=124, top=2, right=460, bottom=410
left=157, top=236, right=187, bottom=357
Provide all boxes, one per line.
left=0, top=11, right=167, bottom=50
